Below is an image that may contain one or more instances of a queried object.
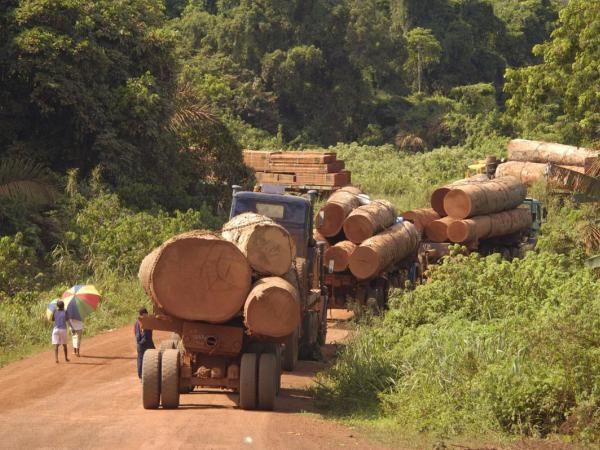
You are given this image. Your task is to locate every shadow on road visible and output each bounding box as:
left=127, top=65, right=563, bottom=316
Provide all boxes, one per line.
left=81, top=355, right=136, bottom=360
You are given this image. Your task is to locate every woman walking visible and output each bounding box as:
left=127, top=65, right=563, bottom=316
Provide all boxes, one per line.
left=52, top=300, right=70, bottom=363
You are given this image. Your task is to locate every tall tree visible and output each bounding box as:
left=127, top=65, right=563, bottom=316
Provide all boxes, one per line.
left=404, top=28, right=441, bottom=93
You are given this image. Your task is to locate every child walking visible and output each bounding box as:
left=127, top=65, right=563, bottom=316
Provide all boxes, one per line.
left=52, top=300, right=70, bottom=363
left=69, top=318, right=84, bottom=357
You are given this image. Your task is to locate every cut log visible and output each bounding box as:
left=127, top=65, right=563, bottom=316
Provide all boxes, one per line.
left=447, top=208, right=533, bottom=243
left=343, top=199, right=396, bottom=244
left=424, top=216, right=460, bottom=242
left=443, top=176, right=527, bottom=219
left=324, top=241, right=357, bottom=272
left=243, top=277, right=301, bottom=338
left=221, top=213, right=295, bottom=276
left=495, top=161, right=584, bottom=185
left=315, top=186, right=362, bottom=237
left=430, top=174, right=490, bottom=216
left=139, top=231, right=252, bottom=323
left=401, top=208, right=441, bottom=233
left=507, top=139, right=598, bottom=167
left=348, top=222, right=419, bottom=280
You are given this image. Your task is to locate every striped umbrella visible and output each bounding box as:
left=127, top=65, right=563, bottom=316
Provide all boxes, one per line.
left=61, top=285, right=102, bottom=321
left=46, top=298, right=61, bottom=321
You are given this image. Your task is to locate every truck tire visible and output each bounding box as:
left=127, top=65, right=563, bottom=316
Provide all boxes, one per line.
left=282, top=329, right=299, bottom=371
left=258, top=353, right=277, bottom=411
left=160, top=349, right=180, bottom=409
left=239, top=353, right=258, bottom=410
left=159, top=339, right=177, bottom=352
left=142, top=349, right=161, bottom=410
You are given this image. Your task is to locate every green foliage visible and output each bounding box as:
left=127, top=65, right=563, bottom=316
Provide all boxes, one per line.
left=404, top=28, right=442, bottom=93
left=0, top=158, right=59, bottom=206
left=504, top=0, right=600, bottom=146
left=332, top=135, right=507, bottom=211
left=316, top=251, right=600, bottom=441
left=0, top=233, right=43, bottom=300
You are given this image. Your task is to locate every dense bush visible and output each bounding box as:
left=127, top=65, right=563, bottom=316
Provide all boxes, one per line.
left=316, top=251, right=600, bottom=441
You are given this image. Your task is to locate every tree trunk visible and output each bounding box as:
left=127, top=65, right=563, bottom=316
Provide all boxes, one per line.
left=324, top=240, right=357, bottom=272
left=222, top=213, right=295, bottom=276
left=424, top=216, right=460, bottom=242
left=430, top=174, right=489, bottom=216
left=507, top=139, right=598, bottom=167
left=243, top=277, right=301, bottom=338
left=138, top=231, right=252, bottom=323
left=447, top=208, right=533, bottom=243
left=495, top=161, right=584, bottom=185
left=401, top=208, right=440, bottom=233
left=443, top=176, right=527, bottom=219
left=315, top=186, right=362, bottom=237
left=348, top=222, right=420, bottom=280
left=343, top=199, right=396, bottom=244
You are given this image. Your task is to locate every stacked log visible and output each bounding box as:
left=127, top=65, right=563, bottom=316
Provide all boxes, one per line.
left=447, top=208, right=532, bottom=244
left=315, top=186, right=362, bottom=237
left=443, top=176, right=527, bottom=219
left=139, top=231, right=252, bottom=323
left=221, top=212, right=295, bottom=276
left=495, top=139, right=599, bottom=186
left=401, top=208, right=440, bottom=233
left=424, top=216, right=460, bottom=242
left=348, top=222, right=420, bottom=280
left=507, top=139, right=598, bottom=167
left=430, top=174, right=489, bottom=216
left=343, top=200, right=396, bottom=243
left=243, top=277, right=301, bottom=338
left=324, top=241, right=357, bottom=272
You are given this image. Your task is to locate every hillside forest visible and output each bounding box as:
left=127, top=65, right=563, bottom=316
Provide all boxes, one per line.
left=1, top=0, right=600, bottom=446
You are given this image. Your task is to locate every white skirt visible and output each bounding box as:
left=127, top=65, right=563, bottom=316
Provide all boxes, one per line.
left=52, top=328, right=68, bottom=345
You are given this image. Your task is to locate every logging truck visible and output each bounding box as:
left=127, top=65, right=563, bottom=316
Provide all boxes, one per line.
left=229, top=186, right=328, bottom=371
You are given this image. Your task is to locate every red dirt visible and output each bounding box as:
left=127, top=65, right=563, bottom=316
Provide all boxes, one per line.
left=0, top=314, right=388, bottom=449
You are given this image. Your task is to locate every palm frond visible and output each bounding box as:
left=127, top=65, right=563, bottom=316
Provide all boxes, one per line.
left=586, top=158, right=600, bottom=178
left=167, top=82, right=219, bottom=133
left=0, top=158, right=59, bottom=206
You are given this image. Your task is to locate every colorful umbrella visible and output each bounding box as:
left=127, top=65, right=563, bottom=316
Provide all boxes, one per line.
left=46, top=298, right=61, bottom=321
left=61, top=285, right=102, bottom=321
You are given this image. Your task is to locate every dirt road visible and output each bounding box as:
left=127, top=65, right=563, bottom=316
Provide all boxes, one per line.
left=0, top=318, right=386, bottom=450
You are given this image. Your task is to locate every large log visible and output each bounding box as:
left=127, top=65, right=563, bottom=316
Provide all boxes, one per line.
left=315, top=186, right=362, bottom=237
left=401, top=208, right=440, bottom=233
left=343, top=199, right=396, bottom=244
left=221, top=213, right=295, bottom=276
left=424, top=216, right=460, bottom=242
left=324, top=240, right=357, bottom=272
left=495, top=161, right=584, bottom=185
left=348, top=222, right=419, bottom=280
left=507, top=139, right=598, bottom=167
left=430, top=174, right=490, bottom=216
left=447, top=208, right=533, bottom=243
left=443, top=176, right=527, bottom=219
left=243, top=277, right=301, bottom=338
left=139, top=231, right=252, bottom=323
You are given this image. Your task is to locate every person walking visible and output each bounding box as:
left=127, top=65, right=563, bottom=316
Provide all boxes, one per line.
left=51, top=300, right=70, bottom=363
left=69, top=318, right=84, bottom=357
left=135, top=308, right=155, bottom=379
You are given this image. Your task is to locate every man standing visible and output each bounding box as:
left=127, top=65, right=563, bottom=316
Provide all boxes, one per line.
left=135, top=308, right=155, bottom=379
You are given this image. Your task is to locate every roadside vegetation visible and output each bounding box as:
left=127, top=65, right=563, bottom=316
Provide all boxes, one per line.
left=1, top=0, right=599, bottom=446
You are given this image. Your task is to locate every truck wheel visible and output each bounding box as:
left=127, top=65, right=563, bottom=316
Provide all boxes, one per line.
left=159, top=339, right=177, bottom=352
left=282, top=329, right=298, bottom=371
left=160, top=349, right=180, bottom=409
left=239, top=353, right=258, bottom=410
left=142, top=349, right=161, bottom=410
left=258, top=353, right=278, bottom=411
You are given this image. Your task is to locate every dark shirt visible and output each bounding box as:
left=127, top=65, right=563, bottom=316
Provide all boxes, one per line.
left=134, top=320, right=154, bottom=349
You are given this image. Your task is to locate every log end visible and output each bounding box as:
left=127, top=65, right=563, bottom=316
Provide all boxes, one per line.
left=348, top=246, right=379, bottom=280
left=316, top=203, right=346, bottom=237
left=425, top=219, right=451, bottom=242
left=246, top=224, right=295, bottom=275
left=343, top=214, right=374, bottom=244
left=443, top=189, right=472, bottom=219
left=446, top=220, right=471, bottom=243
left=430, top=188, right=450, bottom=216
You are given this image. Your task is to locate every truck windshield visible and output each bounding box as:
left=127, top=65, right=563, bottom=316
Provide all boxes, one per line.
left=255, top=203, right=285, bottom=219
